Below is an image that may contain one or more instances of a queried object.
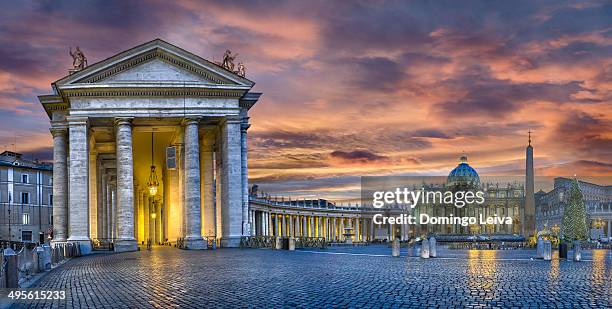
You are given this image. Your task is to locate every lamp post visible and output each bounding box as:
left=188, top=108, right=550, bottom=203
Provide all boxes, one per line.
left=8, top=192, right=11, bottom=242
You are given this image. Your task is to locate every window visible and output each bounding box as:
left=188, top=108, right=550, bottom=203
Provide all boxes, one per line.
left=49, top=177, right=53, bottom=186
left=21, top=192, right=29, bottom=204
left=22, top=174, right=28, bottom=183
left=21, top=231, right=32, bottom=242
left=22, top=213, right=30, bottom=225
left=49, top=194, right=53, bottom=206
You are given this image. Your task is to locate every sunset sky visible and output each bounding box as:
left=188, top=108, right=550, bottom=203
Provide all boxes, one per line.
left=0, top=1, right=610, bottom=200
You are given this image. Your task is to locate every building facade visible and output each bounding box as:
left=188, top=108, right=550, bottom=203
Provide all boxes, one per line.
left=536, top=177, right=612, bottom=241
left=39, top=39, right=261, bottom=253
left=0, top=151, right=53, bottom=243
left=249, top=155, right=526, bottom=241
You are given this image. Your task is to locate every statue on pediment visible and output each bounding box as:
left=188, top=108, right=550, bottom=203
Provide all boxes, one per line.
left=221, top=49, right=238, bottom=71
left=69, top=46, right=88, bottom=70
left=236, top=62, right=245, bottom=77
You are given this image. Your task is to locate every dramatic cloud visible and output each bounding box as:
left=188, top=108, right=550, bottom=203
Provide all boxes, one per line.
left=329, top=150, right=388, bottom=164
left=0, top=0, right=610, bottom=199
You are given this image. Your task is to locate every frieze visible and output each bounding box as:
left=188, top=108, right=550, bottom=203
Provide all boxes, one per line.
left=63, top=89, right=245, bottom=98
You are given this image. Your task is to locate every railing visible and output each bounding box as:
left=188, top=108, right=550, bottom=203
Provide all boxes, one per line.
left=240, top=236, right=276, bottom=248
left=176, top=238, right=185, bottom=249
left=240, top=236, right=328, bottom=249
left=1, top=241, right=81, bottom=288
left=0, top=250, right=5, bottom=289
left=295, top=237, right=327, bottom=248
left=93, top=238, right=114, bottom=251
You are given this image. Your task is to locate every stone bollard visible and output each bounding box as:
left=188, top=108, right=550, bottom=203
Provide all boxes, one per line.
left=275, top=237, right=283, bottom=250
left=559, top=242, right=568, bottom=259
left=4, top=247, right=18, bottom=288
left=536, top=237, right=543, bottom=259
left=32, top=246, right=45, bottom=273
left=288, top=237, right=295, bottom=251
left=421, top=239, right=430, bottom=259
left=391, top=238, right=400, bottom=257
left=42, top=245, right=52, bottom=270
left=573, top=240, right=582, bottom=261
left=542, top=240, right=552, bottom=261
left=429, top=237, right=437, bottom=258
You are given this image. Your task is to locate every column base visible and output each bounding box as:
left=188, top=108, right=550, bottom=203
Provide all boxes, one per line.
left=114, top=238, right=138, bottom=253
left=50, top=238, right=67, bottom=246
left=184, top=236, right=206, bottom=250
left=243, top=222, right=251, bottom=236
left=220, top=237, right=241, bottom=248
left=66, top=236, right=92, bottom=255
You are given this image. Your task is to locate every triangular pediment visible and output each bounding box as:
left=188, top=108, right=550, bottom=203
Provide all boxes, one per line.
left=101, top=58, right=215, bottom=83
left=54, top=39, right=254, bottom=88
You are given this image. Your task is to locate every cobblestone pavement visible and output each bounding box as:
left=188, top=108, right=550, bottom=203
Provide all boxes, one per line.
left=11, top=246, right=612, bottom=308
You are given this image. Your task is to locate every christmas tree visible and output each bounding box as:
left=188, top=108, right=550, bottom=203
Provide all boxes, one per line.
left=561, top=178, right=588, bottom=241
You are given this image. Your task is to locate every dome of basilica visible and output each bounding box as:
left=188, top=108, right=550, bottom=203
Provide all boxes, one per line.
left=447, top=155, right=480, bottom=186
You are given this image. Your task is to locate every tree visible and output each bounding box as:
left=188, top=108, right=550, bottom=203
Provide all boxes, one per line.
left=561, top=178, right=588, bottom=241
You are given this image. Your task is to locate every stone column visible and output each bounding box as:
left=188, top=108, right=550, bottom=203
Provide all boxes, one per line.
left=310, top=217, right=315, bottom=237
left=150, top=200, right=156, bottom=244
left=241, top=120, right=250, bottom=235
left=201, top=130, right=215, bottom=238
left=138, top=191, right=144, bottom=243
left=268, top=213, right=273, bottom=236
left=97, top=161, right=104, bottom=240
left=220, top=116, right=243, bottom=247
left=144, top=192, right=150, bottom=242
left=133, top=184, right=139, bottom=242
left=100, top=173, right=107, bottom=241
left=111, top=181, right=117, bottom=239
left=66, top=116, right=92, bottom=254
left=114, top=118, right=137, bottom=252
left=370, top=218, right=374, bottom=241
left=105, top=176, right=112, bottom=239
left=183, top=118, right=205, bottom=249
left=355, top=218, right=360, bottom=241
left=156, top=199, right=162, bottom=244
left=50, top=126, right=68, bottom=243
left=89, top=149, right=98, bottom=241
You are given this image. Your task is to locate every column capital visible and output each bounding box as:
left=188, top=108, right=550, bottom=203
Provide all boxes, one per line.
left=114, top=117, right=134, bottom=126
left=50, top=126, right=68, bottom=137
left=221, top=115, right=241, bottom=125
left=66, top=116, right=88, bottom=125
left=182, top=116, right=201, bottom=126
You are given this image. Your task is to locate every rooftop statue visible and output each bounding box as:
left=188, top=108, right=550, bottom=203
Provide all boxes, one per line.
left=69, top=46, right=88, bottom=70
left=220, top=49, right=246, bottom=77
left=221, top=49, right=237, bottom=71
left=236, top=62, right=245, bottom=77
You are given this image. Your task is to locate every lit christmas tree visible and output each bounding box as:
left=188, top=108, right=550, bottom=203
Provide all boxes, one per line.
left=561, top=178, right=588, bottom=241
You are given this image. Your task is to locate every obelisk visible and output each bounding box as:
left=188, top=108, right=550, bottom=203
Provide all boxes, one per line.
left=524, top=131, right=536, bottom=238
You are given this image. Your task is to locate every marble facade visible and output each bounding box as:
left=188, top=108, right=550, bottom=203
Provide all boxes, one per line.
left=39, top=39, right=261, bottom=253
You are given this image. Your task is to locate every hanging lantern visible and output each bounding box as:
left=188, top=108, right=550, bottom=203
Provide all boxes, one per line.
left=147, top=131, right=159, bottom=196
left=147, top=165, right=159, bottom=196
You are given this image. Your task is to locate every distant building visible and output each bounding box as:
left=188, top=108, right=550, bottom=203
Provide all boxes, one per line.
left=250, top=154, right=526, bottom=242
left=536, top=177, right=612, bottom=240
left=0, top=151, right=53, bottom=242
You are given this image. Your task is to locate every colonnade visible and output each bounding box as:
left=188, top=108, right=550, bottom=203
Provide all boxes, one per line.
left=246, top=210, right=410, bottom=242
left=50, top=115, right=251, bottom=252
